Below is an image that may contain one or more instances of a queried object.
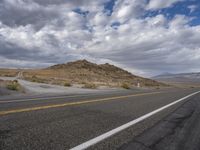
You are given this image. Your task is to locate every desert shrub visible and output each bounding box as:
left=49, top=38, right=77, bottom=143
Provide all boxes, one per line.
left=80, top=81, right=87, bottom=84
left=31, top=75, right=38, bottom=82
left=30, top=75, right=45, bottom=83
left=144, top=81, right=161, bottom=87
left=13, top=80, right=18, bottom=83
left=83, top=83, right=97, bottom=89
left=121, top=83, right=130, bottom=89
left=6, top=81, right=21, bottom=91
left=156, top=86, right=160, bottom=89
left=64, top=82, right=71, bottom=87
left=144, top=82, right=154, bottom=87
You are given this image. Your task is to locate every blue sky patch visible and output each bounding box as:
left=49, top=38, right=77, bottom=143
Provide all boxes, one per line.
left=73, top=8, right=89, bottom=17
left=144, top=0, right=200, bottom=26
left=104, top=0, right=117, bottom=15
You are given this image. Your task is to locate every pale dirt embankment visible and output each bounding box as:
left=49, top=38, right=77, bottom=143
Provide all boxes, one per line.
left=0, top=77, right=122, bottom=98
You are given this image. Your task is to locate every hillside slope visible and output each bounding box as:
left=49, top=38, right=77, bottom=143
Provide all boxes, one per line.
left=23, top=60, right=164, bottom=88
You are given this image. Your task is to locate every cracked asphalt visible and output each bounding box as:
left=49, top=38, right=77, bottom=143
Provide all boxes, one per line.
left=120, top=90, right=200, bottom=150
left=0, top=88, right=199, bottom=150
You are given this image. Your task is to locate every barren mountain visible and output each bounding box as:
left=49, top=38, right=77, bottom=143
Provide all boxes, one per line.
left=22, top=60, right=164, bottom=88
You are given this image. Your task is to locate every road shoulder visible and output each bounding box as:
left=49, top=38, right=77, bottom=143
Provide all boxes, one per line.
left=120, top=93, right=200, bottom=150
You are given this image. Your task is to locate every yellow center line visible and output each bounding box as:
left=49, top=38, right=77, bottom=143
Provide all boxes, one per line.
left=0, top=94, right=92, bottom=103
left=0, top=91, right=163, bottom=116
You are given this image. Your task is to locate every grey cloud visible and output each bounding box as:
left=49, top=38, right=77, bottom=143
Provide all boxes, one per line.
left=32, top=0, right=100, bottom=6
left=0, top=0, right=199, bottom=76
left=84, top=17, right=200, bottom=75
left=0, top=0, right=61, bottom=30
left=0, top=37, right=62, bottom=64
left=32, top=0, right=67, bottom=6
left=32, top=0, right=109, bottom=13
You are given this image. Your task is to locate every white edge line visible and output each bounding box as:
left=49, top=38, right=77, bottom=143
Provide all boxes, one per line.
left=70, top=91, right=200, bottom=150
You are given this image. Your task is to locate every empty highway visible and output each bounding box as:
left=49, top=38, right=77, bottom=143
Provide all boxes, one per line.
left=0, top=88, right=200, bottom=150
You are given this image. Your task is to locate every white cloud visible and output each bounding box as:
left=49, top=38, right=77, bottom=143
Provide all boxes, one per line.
left=147, top=0, right=184, bottom=10
left=188, top=5, right=198, bottom=13
left=0, top=0, right=200, bottom=76
left=169, top=15, right=190, bottom=28
left=112, top=0, right=146, bottom=22
left=146, top=14, right=167, bottom=27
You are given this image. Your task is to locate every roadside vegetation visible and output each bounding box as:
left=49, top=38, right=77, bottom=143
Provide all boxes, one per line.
left=121, top=83, right=131, bottom=89
left=156, top=86, right=160, bottom=89
left=6, top=80, right=22, bottom=91
left=30, top=75, right=47, bottom=83
left=64, top=82, right=71, bottom=87
left=83, top=83, right=97, bottom=89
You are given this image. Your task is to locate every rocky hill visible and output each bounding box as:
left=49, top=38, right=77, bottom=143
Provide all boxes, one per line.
left=21, top=60, right=165, bottom=88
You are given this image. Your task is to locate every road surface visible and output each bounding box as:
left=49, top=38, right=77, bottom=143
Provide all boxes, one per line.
left=0, top=88, right=199, bottom=150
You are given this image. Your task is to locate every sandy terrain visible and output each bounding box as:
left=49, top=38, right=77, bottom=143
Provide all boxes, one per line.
left=0, top=77, right=120, bottom=96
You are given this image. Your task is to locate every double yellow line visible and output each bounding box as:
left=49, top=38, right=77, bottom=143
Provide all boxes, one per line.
left=0, top=91, right=162, bottom=116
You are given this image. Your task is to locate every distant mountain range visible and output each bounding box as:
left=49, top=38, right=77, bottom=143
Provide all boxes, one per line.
left=152, top=72, right=200, bottom=84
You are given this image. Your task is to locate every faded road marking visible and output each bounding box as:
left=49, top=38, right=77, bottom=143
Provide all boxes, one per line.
left=0, top=94, right=95, bottom=103
left=0, top=91, right=162, bottom=116
left=70, top=91, right=200, bottom=150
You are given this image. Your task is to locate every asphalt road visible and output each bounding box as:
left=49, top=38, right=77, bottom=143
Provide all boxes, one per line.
left=121, top=90, right=200, bottom=150
left=0, top=88, right=199, bottom=150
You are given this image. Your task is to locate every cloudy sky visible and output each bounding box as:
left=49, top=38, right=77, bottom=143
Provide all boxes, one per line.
left=0, top=0, right=200, bottom=76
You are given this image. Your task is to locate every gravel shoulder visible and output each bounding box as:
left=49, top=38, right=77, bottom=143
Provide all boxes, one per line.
left=0, top=77, right=126, bottom=98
